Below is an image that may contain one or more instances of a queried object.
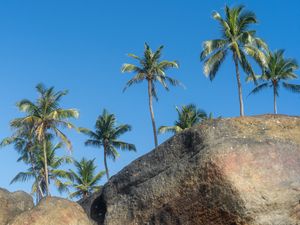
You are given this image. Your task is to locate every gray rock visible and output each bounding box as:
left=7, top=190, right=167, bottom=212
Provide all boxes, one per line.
left=78, top=188, right=103, bottom=225
left=8, top=197, right=93, bottom=225
left=85, top=115, right=300, bottom=225
left=0, top=188, right=33, bottom=225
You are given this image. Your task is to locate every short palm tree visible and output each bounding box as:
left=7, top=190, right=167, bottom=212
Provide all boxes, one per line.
left=80, top=109, right=136, bottom=180
left=200, top=5, right=268, bottom=116
left=122, top=43, right=181, bottom=147
left=248, top=49, right=300, bottom=114
left=11, top=83, right=79, bottom=195
left=158, top=104, right=207, bottom=134
left=68, top=158, right=105, bottom=199
left=10, top=141, right=72, bottom=202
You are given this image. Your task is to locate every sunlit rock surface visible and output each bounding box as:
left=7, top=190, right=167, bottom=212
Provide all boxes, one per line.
left=83, top=115, right=300, bottom=225
left=0, top=188, right=33, bottom=225
left=8, top=197, right=93, bottom=225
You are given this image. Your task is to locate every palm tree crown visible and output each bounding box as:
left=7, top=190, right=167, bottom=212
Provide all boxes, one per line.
left=248, top=49, right=300, bottom=114
left=121, top=43, right=181, bottom=147
left=10, top=141, right=72, bottom=202
left=159, top=104, right=207, bottom=134
left=80, top=109, right=136, bottom=180
left=200, top=5, right=267, bottom=116
left=68, top=158, right=105, bottom=199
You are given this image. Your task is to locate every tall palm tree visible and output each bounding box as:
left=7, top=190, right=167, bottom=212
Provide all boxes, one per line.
left=68, top=158, right=105, bottom=199
left=80, top=109, right=136, bottom=180
left=121, top=43, right=181, bottom=147
left=11, top=83, right=79, bottom=196
left=10, top=141, right=72, bottom=202
left=248, top=49, right=300, bottom=114
left=200, top=5, right=268, bottom=116
left=158, top=104, right=207, bottom=134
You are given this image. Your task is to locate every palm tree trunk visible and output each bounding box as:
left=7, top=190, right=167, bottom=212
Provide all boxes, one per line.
left=147, top=80, right=158, bottom=147
left=43, top=139, right=50, bottom=196
left=233, top=53, right=245, bottom=117
left=104, top=147, right=109, bottom=180
left=273, top=84, right=277, bottom=114
left=29, top=152, right=44, bottom=199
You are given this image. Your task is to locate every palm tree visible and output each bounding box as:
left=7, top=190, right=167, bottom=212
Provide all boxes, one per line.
left=80, top=109, right=136, bottom=180
left=121, top=43, right=181, bottom=147
left=11, top=83, right=79, bottom=196
left=200, top=5, right=268, bottom=116
left=248, top=49, right=300, bottom=114
left=0, top=122, right=45, bottom=198
left=158, top=104, right=207, bottom=134
left=68, top=158, right=105, bottom=199
left=10, top=141, right=72, bottom=202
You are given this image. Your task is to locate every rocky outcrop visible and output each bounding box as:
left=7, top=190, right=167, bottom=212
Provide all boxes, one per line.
left=8, top=197, right=93, bottom=225
left=0, top=188, right=33, bottom=225
left=85, top=115, right=300, bottom=225
left=78, top=188, right=102, bottom=225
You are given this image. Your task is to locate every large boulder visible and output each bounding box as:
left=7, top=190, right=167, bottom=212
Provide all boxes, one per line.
left=86, top=115, right=300, bottom=225
left=78, top=189, right=102, bottom=225
left=9, top=197, right=93, bottom=225
left=0, top=188, right=34, bottom=225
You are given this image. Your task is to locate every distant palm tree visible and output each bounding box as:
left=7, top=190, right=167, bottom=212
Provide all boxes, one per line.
left=11, top=83, right=79, bottom=195
left=122, top=43, right=181, bottom=147
left=80, top=109, right=136, bottom=180
left=248, top=49, right=300, bottom=114
left=200, top=5, right=268, bottom=116
left=158, top=104, right=207, bottom=134
left=68, top=158, right=105, bottom=199
left=10, top=141, right=72, bottom=202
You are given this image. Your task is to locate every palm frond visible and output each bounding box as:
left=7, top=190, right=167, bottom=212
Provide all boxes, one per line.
left=158, top=126, right=182, bottom=134
left=10, top=171, right=34, bottom=184
left=203, top=49, right=227, bottom=80
left=112, top=141, right=136, bottom=152
left=282, top=82, right=300, bottom=93
left=248, top=82, right=270, bottom=96
left=200, top=39, right=227, bottom=60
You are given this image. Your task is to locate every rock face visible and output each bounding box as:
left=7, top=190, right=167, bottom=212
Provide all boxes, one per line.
left=8, top=197, right=93, bottom=225
left=78, top=190, right=102, bottom=225
left=85, top=115, right=300, bottom=225
left=0, top=188, right=34, bottom=225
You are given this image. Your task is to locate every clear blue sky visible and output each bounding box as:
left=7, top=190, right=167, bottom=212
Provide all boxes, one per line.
left=0, top=0, right=299, bottom=197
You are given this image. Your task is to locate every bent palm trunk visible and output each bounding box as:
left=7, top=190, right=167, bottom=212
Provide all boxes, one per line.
left=233, top=53, right=245, bottom=117
left=147, top=80, right=158, bottom=147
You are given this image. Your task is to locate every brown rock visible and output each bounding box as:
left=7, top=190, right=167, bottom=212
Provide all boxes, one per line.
left=9, top=197, right=93, bottom=225
left=86, top=115, right=300, bottom=225
left=0, top=188, right=33, bottom=225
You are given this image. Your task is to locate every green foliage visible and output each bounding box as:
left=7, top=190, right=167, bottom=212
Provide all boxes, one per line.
left=2, top=83, right=79, bottom=197
left=158, top=104, right=207, bottom=134
left=12, top=83, right=79, bottom=149
left=248, top=49, right=300, bottom=113
left=200, top=5, right=267, bottom=79
left=10, top=140, right=72, bottom=201
left=80, top=109, right=136, bottom=180
left=122, top=43, right=181, bottom=98
left=68, top=158, right=105, bottom=199
left=121, top=43, right=182, bottom=147
left=200, top=5, right=268, bottom=116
